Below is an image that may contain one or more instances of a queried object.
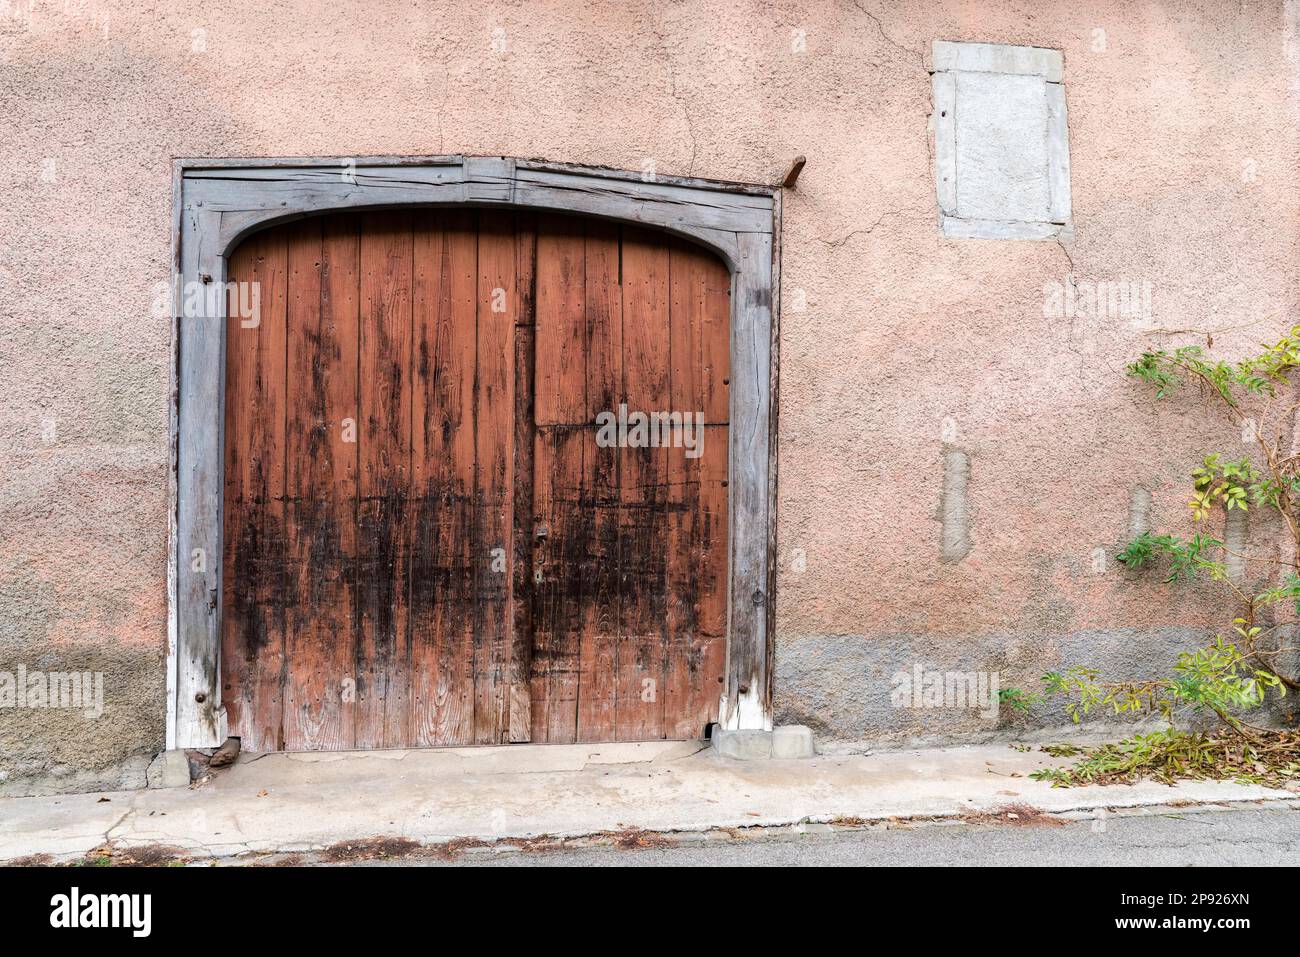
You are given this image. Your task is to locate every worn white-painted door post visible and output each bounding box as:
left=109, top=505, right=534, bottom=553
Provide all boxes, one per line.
left=173, top=203, right=229, bottom=747
left=720, top=229, right=776, bottom=731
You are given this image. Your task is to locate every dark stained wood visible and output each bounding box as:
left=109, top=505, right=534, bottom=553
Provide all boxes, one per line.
left=617, top=229, right=672, bottom=741
left=530, top=216, right=588, bottom=743
left=222, top=208, right=730, bottom=750
left=409, top=210, right=476, bottom=747
left=221, top=229, right=288, bottom=753
left=474, top=211, right=517, bottom=743
left=668, top=241, right=731, bottom=737
left=356, top=210, right=413, bottom=750
left=282, top=217, right=360, bottom=752
left=178, top=159, right=775, bottom=748
left=662, top=420, right=730, bottom=738
left=578, top=431, right=620, bottom=741
left=529, top=428, right=584, bottom=742
left=576, top=221, right=622, bottom=742
left=507, top=215, right=537, bottom=743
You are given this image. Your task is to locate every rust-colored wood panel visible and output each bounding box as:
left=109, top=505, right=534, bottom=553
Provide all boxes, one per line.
left=621, top=228, right=672, bottom=412
left=616, top=229, right=673, bottom=741
left=474, top=211, right=517, bottom=743
left=224, top=209, right=729, bottom=751
left=507, top=214, right=537, bottom=743
left=530, top=217, right=590, bottom=743
left=691, top=424, right=730, bottom=733
left=527, top=429, right=553, bottom=744
left=529, top=427, right=585, bottom=742
left=282, top=218, right=361, bottom=752
left=575, top=222, right=622, bottom=742
left=664, top=426, right=730, bottom=738
left=662, top=437, right=695, bottom=740
left=669, top=239, right=731, bottom=424
left=577, top=433, right=620, bottom=741
left=408, top=209, right=476, bottom=748
left=356, top=211, right=413, bottom=749
left=614, top=441, right=669, bottom=741
left=533, top=216, right=586, bottom=426
left=220, top=227, right=287, bottom=748
left=222, top=229, right=288, bottom=753
left=584, top=222, right=623, bottom=421
left=666, top=243, right=731, bottom=736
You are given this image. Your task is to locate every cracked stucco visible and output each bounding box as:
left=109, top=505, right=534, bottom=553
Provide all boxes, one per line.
left=1, top=1, right=1298, bottom=794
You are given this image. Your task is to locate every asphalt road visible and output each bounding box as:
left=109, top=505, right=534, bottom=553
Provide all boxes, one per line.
left=413, top=805, right=1300, bottom=867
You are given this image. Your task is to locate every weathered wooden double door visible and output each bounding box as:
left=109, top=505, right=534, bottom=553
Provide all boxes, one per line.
left=221, top=209, right=730, bottom=751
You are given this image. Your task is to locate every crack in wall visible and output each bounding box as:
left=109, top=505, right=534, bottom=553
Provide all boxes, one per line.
left=851, top=0, right=934, bottom=177
left=850, top=0, right=926, bottom=70
left=811, top=207, right=916, bottom=248
left=647, top=17, right=700, bottom=176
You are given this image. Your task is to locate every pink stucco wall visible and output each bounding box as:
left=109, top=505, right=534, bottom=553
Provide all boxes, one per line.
left=1, top=0, right=1297, bottom=792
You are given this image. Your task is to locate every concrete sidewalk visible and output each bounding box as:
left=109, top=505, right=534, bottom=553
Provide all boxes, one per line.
left=3, top=741, right=1296, bottom=863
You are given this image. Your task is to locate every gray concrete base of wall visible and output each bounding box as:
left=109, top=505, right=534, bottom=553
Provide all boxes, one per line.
left=711, top=725, right=816, bottom=760
left=0, top=753, right=154, bottom=800
left=772, top=627, right=1219, bottom=743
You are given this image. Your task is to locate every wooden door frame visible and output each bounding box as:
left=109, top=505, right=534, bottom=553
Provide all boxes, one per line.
left=167, top=156, right=780, bottom=749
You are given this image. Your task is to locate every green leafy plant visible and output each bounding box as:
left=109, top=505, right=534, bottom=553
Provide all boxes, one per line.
left=997, top=687, right=1039, bottom=712
left=1007, top=328, right=1300, bottom=786
left=1120, top=332, right=1300, bottom=694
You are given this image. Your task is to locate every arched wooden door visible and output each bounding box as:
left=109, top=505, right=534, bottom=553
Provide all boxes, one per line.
left=220, top=208, right=730, bottom=751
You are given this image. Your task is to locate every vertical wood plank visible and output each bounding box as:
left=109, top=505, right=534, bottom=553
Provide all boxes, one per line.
left=665, top=241, right=731, bottom=737
left=669, top=239, right=732, bottom=426
left=724, top=231, right=773, bottom=730
left=507, top=214, right=537, bottom=743
left=220, top=242, right=252, bottom=748
left=356, top=210, right=413, bottom=749
left=535, top=428, right=586, bottom=743
left=178, top=208, right=224, bottom=747
left=694, top=424, right=730, bottom=733
left=528, top=432, right=553, bottom=743
left=665, top=240, right=698, bottom=737
left=617, top=227, right=671, bottom=740
left=474, top=210, right=516, bottom=743
left=221, top=229, right=288, bottom=752
left=530, top=216, right=587, bottom=743
left=576, top=221, right=622, bottom=742
left=533, top=217, right=586, bottom=426
left=282, top=216, right=360, bottom=751
left=409, top=209, right=477, bottom=747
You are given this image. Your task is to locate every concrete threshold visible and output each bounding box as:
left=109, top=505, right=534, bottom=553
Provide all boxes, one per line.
left=2, top=741, right=1295, bottom=863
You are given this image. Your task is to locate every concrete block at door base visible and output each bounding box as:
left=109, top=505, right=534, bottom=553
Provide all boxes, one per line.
left=145, top=750, right=191, bottom=789
left=712, top=729, right=772, bottom=759
left=712, top=725, right=816, bottom=760
left=772, top=725, right=817, bottom=759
